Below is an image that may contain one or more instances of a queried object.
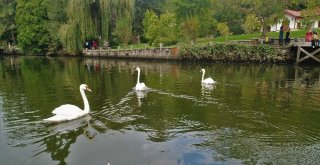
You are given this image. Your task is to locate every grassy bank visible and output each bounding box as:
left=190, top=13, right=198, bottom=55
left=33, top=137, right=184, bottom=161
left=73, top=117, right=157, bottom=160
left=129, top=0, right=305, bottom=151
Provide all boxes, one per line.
left=123, top=29, right=312, bottom=50
left=198, top=29, right=309, bottom=43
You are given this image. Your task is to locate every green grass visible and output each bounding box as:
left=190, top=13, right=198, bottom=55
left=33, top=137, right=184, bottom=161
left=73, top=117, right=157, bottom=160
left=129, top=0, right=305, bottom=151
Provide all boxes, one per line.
left=118, top=43, right=154, bottom=49
left=198, top=29, right=311, bottom=43
left=119, top=42, right=176, bottom=49
left=122, top=28, right=318, bottom=49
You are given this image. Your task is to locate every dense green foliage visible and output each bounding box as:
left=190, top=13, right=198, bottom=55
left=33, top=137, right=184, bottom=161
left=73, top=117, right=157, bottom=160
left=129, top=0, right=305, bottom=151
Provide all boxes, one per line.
left=180, top=17, right=200, bottom=41
left=243, top=14, right=260, bottom=34
left=0, top=0, right=16, bottom=45
left=16, top=0, right=51, bottom=55
left=179, top=43, right=283, bottom=63
left=44, top=0, right=68, bottom=53
left=239, top=0, right=284, bottom=37
left=133, top=0, right=165, bottom=41
left=165, top=0, right=215, bottom=38
left=213, top=0, right=245, bottom=35
left=0, top=0, right=319, bottom=55
left=143, top=10, right=178, bottom=46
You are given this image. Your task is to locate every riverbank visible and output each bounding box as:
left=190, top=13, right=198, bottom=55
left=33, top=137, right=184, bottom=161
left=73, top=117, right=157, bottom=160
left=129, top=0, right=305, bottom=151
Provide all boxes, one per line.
left=0, top=47, right=21, bottom=56
left=82, top=46, right=179, bottom=60
left=1, top=41, right=296, bottom=64
left=82, top=42, right=295, bottom=63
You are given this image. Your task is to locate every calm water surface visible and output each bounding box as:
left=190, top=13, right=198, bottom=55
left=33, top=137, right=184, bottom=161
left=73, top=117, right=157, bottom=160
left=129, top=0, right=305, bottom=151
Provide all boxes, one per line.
left=0, top=56, right=320, bottom=165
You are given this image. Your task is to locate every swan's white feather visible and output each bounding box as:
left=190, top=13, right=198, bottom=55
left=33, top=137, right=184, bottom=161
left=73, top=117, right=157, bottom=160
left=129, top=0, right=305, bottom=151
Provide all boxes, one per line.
left=43, top=115, right=69, bottom=123
left=202, top=78, right=215, bottom=84
left=45, top=105, right=88, bottom=123
left=52, top=104, right=84, bottom=116
left=135, top=82, right=146, bottom=91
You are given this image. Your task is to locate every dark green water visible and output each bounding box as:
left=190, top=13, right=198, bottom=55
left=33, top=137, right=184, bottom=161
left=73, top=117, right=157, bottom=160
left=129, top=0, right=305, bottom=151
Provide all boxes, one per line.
left=0, top=56, right=320, bottom=165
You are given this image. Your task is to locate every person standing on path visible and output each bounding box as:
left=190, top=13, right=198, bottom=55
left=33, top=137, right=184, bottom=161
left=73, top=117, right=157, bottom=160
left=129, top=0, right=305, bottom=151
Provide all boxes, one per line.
left=279, top=25, right=284, bottom=45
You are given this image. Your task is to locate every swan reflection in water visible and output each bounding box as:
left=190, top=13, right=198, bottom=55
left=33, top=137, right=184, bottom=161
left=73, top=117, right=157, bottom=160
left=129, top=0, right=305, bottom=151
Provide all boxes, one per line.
left=47, top=115, right=97, bottom=139
left=201, top=83, right=215, bottom=92
left=201, top=83, right=216, bottom=98
left=135, top=89, right=148, bottom=107
left=41, top=115, right=98, bottom=165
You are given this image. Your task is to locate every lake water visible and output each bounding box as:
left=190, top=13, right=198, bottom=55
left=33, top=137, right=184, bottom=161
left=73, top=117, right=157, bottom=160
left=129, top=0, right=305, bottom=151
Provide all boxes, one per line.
left=0, top=56, right=320, bottom=165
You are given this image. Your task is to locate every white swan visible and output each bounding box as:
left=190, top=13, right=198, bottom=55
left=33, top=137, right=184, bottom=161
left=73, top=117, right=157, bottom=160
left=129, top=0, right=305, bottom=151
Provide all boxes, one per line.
left=201, top=68, right=216, bottom=84
left=135, top=67, right=147, bottom=91
left=44, top=84, right=92, bottom=123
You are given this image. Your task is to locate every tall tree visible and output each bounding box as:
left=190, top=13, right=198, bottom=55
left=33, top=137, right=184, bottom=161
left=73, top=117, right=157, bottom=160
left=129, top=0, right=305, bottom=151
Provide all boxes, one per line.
left=142, top=10, right=178, bottom=46
left=217, top=22, right=230, bottom=41
left=239, top=0, right=285, bottom=37
left=156, top=12, right=178, bottom=45
left=301, top=0, right=320, bottom=27
left=242, top=14, right=260, bottom=34
left=180, top=16, right=199, bottom=41
left=281, top=0, right=307, bottom=11
left=108, top=0, right=135, bottom=46
left=142, top=10, right=159, bottom=45
left=165, top=0, right=216, bottom=38
left=16, top=0, right=51, bottom=55
left=113, top=17, right=132, bottom=45
left=59, top=0, right=97, bottom=54
left=213, top=0, right=245, bottom=35
left=44, top=0, right=68, bottom=52
left=133, top=0, right=165, bottom=43
left=0, top=0, right=17, bottom=46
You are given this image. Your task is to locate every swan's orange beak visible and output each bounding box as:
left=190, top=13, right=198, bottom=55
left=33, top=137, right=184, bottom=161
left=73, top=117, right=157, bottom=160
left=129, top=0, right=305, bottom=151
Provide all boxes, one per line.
left=86, top=87, right=92, bottom=92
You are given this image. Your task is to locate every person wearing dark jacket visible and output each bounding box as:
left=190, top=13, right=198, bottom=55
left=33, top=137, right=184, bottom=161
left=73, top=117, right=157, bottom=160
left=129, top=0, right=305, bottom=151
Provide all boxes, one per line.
left=279, top=25, right=284, bottom=45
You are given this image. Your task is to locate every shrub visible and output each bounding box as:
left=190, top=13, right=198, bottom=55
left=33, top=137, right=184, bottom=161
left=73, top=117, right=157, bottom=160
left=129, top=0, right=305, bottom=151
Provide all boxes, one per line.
left=178, top=43, right=281, bottom=63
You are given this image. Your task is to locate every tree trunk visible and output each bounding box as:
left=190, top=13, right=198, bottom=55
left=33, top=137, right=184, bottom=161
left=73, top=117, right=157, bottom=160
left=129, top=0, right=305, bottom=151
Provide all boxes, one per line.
left=261, top=24, right=268, bottom=38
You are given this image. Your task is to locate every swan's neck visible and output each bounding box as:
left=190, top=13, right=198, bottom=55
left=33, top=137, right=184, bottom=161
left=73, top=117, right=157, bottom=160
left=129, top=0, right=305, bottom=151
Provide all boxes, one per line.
left=137, top=69, right=140, bottom=84
left=202, top=71, right=205, bottom=82
left=80, top=89, right=90, bottom=113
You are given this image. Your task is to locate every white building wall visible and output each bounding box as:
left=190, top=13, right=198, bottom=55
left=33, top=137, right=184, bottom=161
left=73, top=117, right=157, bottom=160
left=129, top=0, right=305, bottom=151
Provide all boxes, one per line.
left=270, top=22, right=282, bottom=31
left=285, top=15, right=296, bottom=29
left=311, top=21, right=319, bottom=28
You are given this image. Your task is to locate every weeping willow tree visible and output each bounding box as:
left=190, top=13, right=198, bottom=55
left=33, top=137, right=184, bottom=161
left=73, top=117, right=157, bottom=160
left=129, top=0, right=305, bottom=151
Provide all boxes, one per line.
left=59, top=0, right=134, bottom=54
left=59, top=22, right=82, bottom=54
left=59, top=0, right=96, bottom=54
left=99, top=0, right=111, bottom=42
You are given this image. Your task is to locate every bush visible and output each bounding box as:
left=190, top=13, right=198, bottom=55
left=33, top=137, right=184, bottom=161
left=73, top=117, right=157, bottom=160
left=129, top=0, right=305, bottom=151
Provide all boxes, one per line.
left=178, top=43, right=281, bottom=63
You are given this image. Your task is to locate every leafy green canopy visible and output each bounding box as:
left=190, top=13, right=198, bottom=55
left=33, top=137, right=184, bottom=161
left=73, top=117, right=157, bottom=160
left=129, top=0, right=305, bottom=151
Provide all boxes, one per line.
left=165, top=0, right=216, bottom=38
left=0, top=0, right=17, bottom=45
left=16, top=0, right=50, bottom=55
left=143, top=10, right=178, bottom=46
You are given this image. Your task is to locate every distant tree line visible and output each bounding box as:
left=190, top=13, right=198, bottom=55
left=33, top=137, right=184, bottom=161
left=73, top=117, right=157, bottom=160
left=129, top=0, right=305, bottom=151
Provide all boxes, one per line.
left=0, top=0, right=319, bottom=55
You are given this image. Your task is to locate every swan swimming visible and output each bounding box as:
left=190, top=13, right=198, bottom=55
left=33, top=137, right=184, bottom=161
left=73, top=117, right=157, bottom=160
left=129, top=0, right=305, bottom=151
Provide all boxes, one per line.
left=44, top=84, right=92, bottom=123
left=135, top=67, right=147, bottom=91
left=201, top=68, right=216, bottom=84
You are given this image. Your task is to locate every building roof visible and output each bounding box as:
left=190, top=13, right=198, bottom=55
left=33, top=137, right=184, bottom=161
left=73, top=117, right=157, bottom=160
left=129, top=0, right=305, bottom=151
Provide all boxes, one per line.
left=285, top=9, right=302, bottom=18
